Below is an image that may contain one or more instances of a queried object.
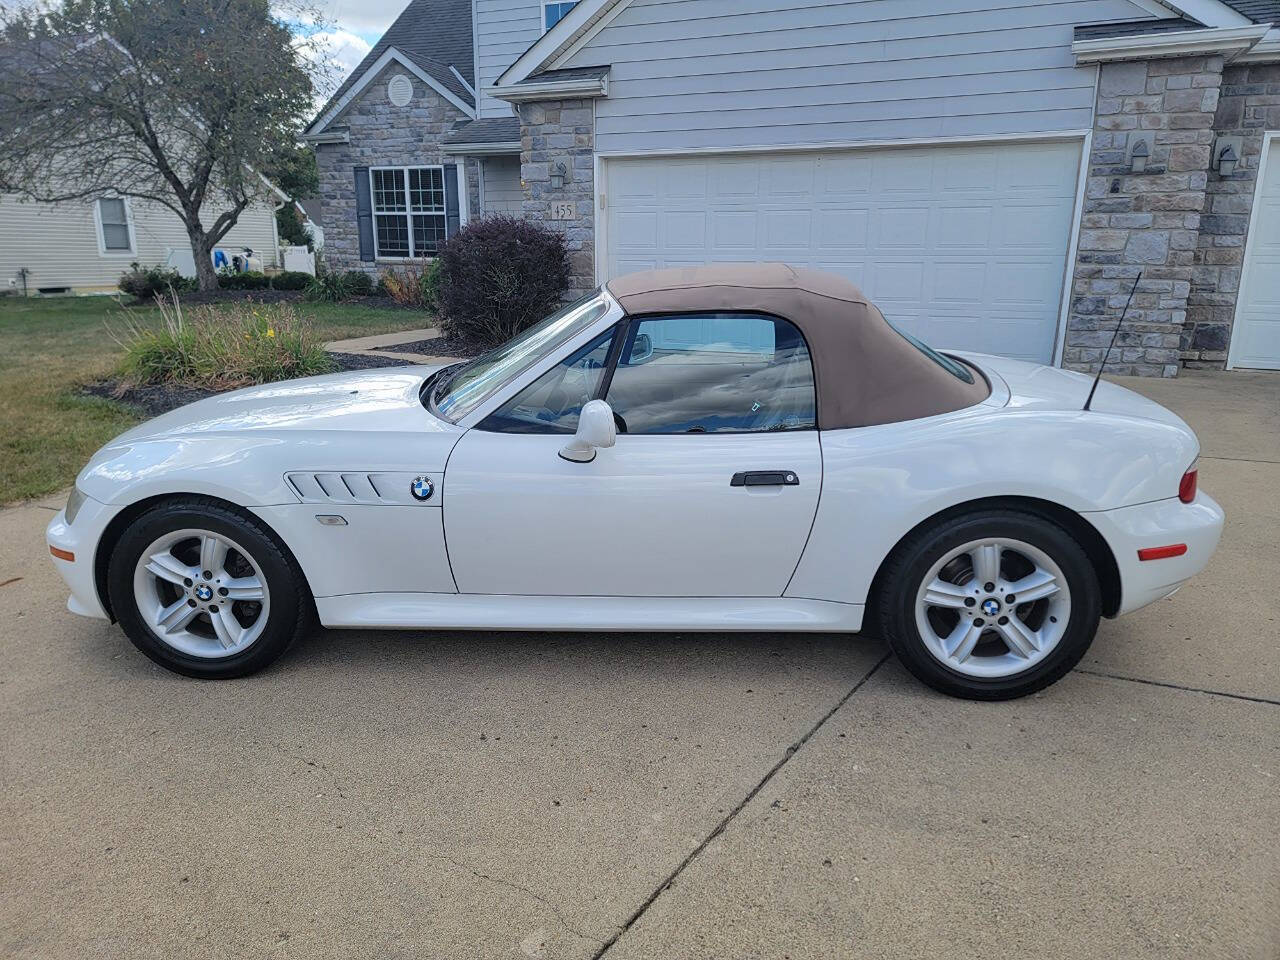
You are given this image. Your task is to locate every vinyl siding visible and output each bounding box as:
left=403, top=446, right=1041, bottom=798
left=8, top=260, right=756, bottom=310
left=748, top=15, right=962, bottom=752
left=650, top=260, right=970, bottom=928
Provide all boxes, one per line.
left=0, top=195, right=279, bottom=294
left=563, top=0, right=1154, bottom=154
left=481, top=155, right=524, bottom=215
left=476, top=0, right=543, bottom=118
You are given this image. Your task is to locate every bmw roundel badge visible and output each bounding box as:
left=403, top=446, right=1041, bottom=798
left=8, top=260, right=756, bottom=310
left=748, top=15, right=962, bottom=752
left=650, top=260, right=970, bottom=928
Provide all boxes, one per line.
left=410, top=476, right=434, bottom=502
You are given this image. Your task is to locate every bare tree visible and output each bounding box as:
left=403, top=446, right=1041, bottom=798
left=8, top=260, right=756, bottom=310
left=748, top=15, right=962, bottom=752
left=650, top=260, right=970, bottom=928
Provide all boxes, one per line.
left=0, top=0, right=329, bottom=290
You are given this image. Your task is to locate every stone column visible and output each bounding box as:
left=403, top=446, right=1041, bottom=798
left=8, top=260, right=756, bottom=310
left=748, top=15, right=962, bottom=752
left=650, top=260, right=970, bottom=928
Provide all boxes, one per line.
left=518, top=99, right=596, bottom=300
left=1183, top=62, right=1280, bottom=368
left=1063, top=56, right=1223, bottom=377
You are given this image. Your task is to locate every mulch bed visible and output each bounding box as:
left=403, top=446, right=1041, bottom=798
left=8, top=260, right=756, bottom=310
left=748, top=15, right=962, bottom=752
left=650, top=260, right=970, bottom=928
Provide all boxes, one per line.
left=81, top=353, right=418, bottom=418
left=125, top=291, right=426, bottom=311
left=82, top=380, right=221, bottom=418
left=389, top=331, right=484, bottom=358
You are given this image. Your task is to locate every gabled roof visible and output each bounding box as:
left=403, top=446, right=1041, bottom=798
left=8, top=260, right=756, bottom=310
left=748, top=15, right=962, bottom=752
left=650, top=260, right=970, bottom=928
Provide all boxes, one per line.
left=1219, top=0, right=1280, bottom=23
left=305, top=0, right=474, bottom=136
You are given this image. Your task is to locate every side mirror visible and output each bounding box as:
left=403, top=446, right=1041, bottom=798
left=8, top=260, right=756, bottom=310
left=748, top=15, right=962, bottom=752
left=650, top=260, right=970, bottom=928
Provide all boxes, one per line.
left=630, top=332, right=653, bottom=363
left=559, top=399, right=617, bottom=463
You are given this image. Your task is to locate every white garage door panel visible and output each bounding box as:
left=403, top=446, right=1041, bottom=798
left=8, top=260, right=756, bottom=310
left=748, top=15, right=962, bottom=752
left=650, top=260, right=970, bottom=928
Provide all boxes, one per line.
left=604, top=141, right=1083, bottom=363
left=1232, top=137, right=1280, bottom=370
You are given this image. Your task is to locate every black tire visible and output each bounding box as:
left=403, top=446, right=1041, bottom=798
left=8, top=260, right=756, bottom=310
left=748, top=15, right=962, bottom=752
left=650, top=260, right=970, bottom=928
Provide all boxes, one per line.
left=106, top=497, right=314, bottom=679
left=877, top=509, right=1101, bottom=700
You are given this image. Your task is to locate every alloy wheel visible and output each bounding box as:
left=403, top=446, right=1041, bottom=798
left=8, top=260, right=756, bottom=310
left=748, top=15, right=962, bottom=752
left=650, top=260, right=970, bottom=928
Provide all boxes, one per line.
left=913, top=537, right=1071, bottom=679
left=131, top=528, right=271, bottom=658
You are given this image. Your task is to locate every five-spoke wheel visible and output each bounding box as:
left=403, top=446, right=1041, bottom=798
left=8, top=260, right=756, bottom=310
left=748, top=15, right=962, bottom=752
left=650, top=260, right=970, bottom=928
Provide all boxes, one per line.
left=108, top=498, right=311, bottom=678
left=914, top=538, right=1071, bottom=679
left=880, top=509, right=1100, bottom=700
left=133, top=529, right=271, bottom=658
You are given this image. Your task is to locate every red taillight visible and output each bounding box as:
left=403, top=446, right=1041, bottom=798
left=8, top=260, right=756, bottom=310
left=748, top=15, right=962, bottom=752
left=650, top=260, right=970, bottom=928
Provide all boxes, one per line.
left=1179, top=468, right=1198, bottom=504
left=1138, top=544, right=1188, bottom=561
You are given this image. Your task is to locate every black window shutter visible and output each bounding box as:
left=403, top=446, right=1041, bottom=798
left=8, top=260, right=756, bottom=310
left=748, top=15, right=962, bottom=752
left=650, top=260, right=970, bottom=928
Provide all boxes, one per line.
left=354, top=166, right=373, bottom=261
left=443, top=163, right=461, bottom=239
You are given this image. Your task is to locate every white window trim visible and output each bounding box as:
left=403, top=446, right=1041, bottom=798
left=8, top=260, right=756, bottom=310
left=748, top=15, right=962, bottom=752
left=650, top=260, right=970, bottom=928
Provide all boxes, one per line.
left=93, top=196, right=138, bottom=257
left=541, top=1, right=578, bottom=35
left=369, top=164, right=448, bottom=261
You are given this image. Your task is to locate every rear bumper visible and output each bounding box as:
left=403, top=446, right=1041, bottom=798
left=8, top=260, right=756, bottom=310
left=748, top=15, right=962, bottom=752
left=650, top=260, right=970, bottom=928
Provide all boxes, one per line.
left=1085, top=491, right=1224, bottom=616
left=46, top=496, right=123, bottom=620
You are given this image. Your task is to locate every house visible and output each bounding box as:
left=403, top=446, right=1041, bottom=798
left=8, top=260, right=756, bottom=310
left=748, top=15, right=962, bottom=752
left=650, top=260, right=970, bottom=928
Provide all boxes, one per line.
left=304, top=0, right=1280, bottom=374
left=0, top=194, right=284, bottom=296
left=0, top=35, right=292, bottom=296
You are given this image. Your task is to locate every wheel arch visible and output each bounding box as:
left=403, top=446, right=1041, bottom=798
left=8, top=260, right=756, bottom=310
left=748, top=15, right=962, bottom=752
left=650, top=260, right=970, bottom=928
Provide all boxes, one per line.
left=864, top=495, right=1122, bottom=622
left=93, top=493, right=314, bottom=621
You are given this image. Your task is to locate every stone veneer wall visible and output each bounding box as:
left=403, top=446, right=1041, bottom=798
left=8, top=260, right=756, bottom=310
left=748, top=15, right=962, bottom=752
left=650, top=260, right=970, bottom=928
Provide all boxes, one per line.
left=1183, top=62, right=1280, bottom=368
left=1064, top=56, right=1223, bottom=377
left=517, top=98, right=596, bottom=300
left=314, top=64, right=469, bottom=274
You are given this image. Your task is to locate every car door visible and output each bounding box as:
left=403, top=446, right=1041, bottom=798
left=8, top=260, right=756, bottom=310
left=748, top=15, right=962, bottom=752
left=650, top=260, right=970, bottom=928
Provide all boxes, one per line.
left=444, top=312, right=822, bottom=597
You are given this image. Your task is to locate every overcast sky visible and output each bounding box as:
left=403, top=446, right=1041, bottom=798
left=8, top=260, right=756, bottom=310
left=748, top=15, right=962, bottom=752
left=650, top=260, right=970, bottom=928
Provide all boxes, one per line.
left=308, top=0, right=407, bottom=90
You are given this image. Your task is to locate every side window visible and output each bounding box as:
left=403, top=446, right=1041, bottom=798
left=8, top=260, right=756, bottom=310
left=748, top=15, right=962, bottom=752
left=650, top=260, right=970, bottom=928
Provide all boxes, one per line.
left=97, top=198, right=133, bottom=253
left=478, top=328, right=616, bottom=434
left=606, top=314, right=815, bottom=434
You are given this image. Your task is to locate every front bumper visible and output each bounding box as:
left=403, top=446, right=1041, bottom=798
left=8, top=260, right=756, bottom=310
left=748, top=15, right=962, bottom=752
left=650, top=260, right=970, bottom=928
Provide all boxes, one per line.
left=46, top=495, right=125, bottom=620
left=1086, top=491, right=1224, bottom=616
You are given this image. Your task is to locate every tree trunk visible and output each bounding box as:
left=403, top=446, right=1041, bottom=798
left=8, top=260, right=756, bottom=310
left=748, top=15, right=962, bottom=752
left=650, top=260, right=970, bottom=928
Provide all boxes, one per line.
left=189, top=230, right=219, bottom=292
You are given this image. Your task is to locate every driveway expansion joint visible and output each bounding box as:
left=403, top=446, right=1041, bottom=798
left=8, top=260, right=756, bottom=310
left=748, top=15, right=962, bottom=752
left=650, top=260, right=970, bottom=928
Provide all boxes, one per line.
left=591, top=652, right=892, bottom=959
left=1075, top=668, right=1280, bottom=706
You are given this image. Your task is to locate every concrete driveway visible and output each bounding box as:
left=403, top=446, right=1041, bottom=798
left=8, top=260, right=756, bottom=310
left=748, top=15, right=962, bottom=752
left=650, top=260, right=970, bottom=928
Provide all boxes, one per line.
left=2, top=371, right=1277, bottom=960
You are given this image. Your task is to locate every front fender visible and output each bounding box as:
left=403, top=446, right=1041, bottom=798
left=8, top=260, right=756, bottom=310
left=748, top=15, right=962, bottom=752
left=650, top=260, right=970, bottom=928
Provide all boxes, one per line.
left=77, top=436, right=301, bottom=507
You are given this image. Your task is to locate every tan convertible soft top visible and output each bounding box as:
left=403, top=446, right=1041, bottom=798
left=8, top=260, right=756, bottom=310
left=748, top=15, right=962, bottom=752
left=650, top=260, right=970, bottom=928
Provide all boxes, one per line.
left=606, top=263, right=990, bottom=430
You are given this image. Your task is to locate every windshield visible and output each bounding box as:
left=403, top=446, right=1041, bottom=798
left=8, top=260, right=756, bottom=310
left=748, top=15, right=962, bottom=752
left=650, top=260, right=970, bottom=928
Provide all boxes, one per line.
left=428, top=291, right=611, bottom=423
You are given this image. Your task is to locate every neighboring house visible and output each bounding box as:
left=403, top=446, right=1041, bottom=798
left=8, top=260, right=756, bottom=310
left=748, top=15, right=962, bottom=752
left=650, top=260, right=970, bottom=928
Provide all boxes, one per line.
left=0, top=194, right=284, bottom=296
left=305, top=0, right=1280, bottom=374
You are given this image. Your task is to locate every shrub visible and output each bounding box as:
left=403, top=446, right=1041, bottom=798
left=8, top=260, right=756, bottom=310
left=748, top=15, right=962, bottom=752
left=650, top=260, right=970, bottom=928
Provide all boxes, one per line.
left=304, top=268, right=373, bottom=302
left=112, top=296, right=335, bottom=389
left=217, top=270, right=270, bottom=290
left=269, top=270, right=313, bottom=291
left=343, top=269, right=374, bottom=296
left=435, top=217, right=570, bottom=347
left=379, top=259, right=440, bottom=310
left=118, top=263, right=196, bottom=301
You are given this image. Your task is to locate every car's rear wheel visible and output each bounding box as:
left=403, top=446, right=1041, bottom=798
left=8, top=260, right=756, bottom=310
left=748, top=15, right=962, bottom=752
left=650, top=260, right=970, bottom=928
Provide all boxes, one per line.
left=107, top=498, right=312, bottom=678
left=878, top=509, right=1101, bottom=700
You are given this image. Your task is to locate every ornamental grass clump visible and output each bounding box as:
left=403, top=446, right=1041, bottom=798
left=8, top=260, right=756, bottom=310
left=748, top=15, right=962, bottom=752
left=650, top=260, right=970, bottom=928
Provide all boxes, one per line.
left=112, top=295, right=335, bottom=389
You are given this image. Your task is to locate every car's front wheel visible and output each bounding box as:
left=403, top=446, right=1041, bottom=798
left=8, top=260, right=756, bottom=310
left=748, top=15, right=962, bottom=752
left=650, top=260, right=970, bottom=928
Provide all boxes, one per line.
left=878, top=509, right=1101, bottom=700
left=107, top=498, right=313, bottom=678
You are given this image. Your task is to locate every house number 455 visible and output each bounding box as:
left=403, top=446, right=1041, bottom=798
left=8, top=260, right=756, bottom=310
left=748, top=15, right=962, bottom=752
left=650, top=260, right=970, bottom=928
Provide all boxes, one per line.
left=550, top=201, right=577, bottom=221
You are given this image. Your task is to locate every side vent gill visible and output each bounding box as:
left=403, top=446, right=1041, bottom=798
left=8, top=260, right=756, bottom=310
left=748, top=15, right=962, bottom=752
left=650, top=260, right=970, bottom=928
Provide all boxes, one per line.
left=286, top=472, right=433, bottom=506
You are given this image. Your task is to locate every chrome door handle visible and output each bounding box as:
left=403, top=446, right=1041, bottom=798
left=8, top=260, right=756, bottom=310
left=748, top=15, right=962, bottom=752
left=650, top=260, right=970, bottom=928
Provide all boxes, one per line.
left=730, top=471, right=800, bottom=487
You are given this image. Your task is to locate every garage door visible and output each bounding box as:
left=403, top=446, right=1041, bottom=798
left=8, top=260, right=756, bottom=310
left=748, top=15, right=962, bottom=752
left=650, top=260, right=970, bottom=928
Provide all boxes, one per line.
left=603, top=141, right=1083, bottom=363
left=1231, top=136, right=1280, bottom=370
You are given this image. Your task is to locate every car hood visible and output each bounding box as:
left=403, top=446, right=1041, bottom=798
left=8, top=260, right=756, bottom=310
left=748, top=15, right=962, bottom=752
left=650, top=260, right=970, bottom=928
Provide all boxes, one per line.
left=113, top=366, right=453, bottom=441
left=964, top=353, right=1193, bottom=433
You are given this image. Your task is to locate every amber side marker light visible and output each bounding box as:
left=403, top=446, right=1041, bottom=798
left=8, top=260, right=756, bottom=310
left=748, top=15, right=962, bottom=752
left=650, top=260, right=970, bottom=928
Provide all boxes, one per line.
left=49, top=546, right=75, bottom=562
left=1137, top=544, right=1187, bottom=562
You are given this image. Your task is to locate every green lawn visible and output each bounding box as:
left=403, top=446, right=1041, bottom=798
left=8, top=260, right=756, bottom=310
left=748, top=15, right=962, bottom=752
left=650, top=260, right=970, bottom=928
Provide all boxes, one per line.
left=0, top=294, right=428, bottom=504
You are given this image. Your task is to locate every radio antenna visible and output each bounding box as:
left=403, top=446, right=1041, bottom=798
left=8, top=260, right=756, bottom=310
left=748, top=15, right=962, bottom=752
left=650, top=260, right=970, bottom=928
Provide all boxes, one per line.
left=1083, top=271, right=1142, bottom=412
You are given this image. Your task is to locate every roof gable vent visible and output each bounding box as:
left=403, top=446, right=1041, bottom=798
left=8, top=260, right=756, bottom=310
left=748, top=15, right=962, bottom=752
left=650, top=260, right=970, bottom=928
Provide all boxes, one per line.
left=387, top=74, right=413, bottom=107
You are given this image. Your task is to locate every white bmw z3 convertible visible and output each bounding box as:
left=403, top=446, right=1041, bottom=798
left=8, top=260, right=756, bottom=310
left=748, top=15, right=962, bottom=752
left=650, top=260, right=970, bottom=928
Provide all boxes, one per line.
left=47, top=264, right=1224, bottom=699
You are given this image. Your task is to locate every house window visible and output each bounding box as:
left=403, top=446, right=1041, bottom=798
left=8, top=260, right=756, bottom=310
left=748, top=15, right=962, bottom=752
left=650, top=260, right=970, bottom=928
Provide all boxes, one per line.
left=370, top=166, right=446, bottom=258
left=96, top=198, right=133, bottom=253
left=544, top=1, right=577, bottom=30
